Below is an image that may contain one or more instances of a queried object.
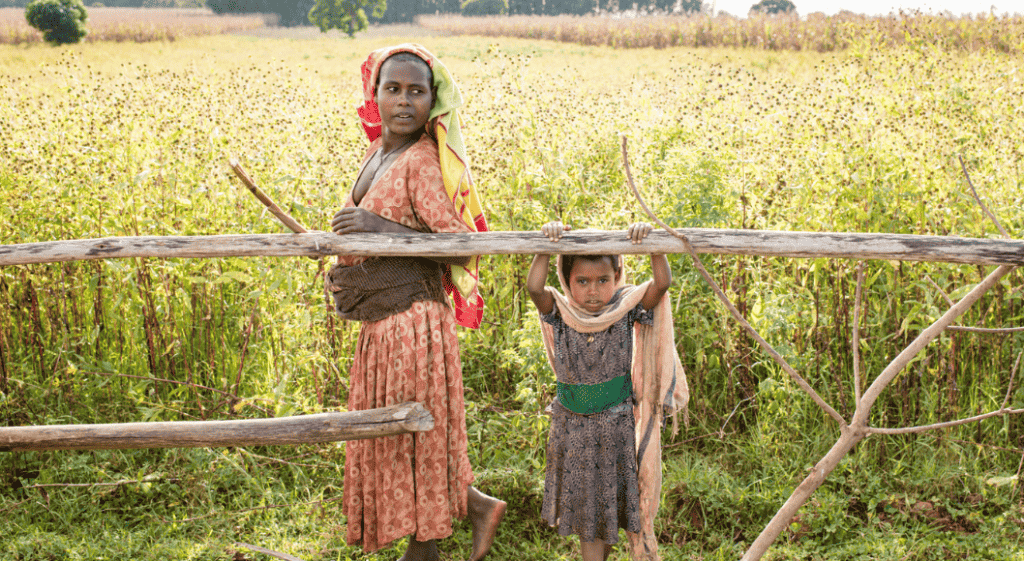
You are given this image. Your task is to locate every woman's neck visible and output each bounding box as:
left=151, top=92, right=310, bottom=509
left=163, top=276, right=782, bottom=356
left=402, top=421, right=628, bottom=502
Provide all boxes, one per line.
left=380, top=129, right=423, bottom=154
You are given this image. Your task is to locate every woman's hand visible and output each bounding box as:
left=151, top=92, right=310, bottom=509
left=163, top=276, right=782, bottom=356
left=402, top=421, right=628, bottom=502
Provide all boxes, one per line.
left=627, top=222, right=653, bottom=244
left=541, top=221, right=571, bottom=242
left=331, top=207, right=392, bottom=235
left=330, top=206, right=470, bottom=266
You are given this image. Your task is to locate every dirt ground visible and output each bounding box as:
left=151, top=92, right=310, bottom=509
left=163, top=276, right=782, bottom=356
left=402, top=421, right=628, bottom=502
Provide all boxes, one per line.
left=233, top=23, right=443, bottom=40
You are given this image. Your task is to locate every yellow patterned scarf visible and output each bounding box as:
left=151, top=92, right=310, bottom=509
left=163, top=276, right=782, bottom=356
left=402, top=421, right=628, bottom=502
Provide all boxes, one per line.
left=357, top=43, right=488, bottom=328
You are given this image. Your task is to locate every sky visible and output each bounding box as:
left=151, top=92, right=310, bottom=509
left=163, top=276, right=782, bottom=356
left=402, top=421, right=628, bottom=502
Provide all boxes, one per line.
left=708, top=0, right=1022, bottom=17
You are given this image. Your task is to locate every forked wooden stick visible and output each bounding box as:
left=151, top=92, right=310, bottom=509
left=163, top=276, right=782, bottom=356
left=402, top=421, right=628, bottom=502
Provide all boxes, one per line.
left=620, top=136, right=1022, bottom=561
left=229, top=159, right=308, bottom=234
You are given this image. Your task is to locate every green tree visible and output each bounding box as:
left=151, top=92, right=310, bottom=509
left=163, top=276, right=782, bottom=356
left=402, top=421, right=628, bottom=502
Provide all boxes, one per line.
left=749, top=0, right=794, bottom=14
left=24, top=0, right=88, bottom=44
left=679, top=0, right=704, bottom=13
left=271, top=0, right=317, bottom=26
left=206, top=0, right=314, bottom=26
left=309, top=0, right=386, bottom=36
left=461, top=0, right=505, bottom=15
left=206, top=0, right=266, bottom=15
left=373, top=0, right=415, bottom=23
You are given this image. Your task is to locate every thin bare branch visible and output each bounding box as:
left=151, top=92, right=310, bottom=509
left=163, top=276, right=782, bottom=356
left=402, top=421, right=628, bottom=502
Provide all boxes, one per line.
left=664, top=431, right=732, bottom=449
left=918, top=277, right=1019, bottom=335
left=925, top=275, right=955, bottom=307
left=0, top=499, right=30, bottom=514
left=946, top=326, right=1024, bottom=334
left=20, top=478, right=180, bottom=489
left=160, top=496, right=342, bottom=523
left=719, top=395, right=755, bottom=438
left=1002, top=351, right=1023, bottom=409
left=853, top=262, right=865, bottom=403
left=1014, top=449, right=1024, bottom=503
left=868, top=407, right=1024, bottom=435
left=233, top=542, right=305, bottom=561
left=84, top=370, right=236, bottom=399
left=940, top=436, right=1024, bottom=455
left=959, top=155, right=1010, bottom=238
left=620, top=135, right=846, bottom=428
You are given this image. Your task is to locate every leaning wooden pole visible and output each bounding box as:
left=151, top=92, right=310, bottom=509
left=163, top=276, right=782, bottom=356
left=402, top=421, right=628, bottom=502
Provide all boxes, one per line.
left=0, top=402, right=433, bottom=452
left=229, top=159, right=309, bottom=234
left=1, top=230, right=1022, bottom=267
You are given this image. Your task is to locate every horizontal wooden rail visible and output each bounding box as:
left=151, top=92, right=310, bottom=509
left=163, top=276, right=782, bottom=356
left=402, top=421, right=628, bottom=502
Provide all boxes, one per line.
left=1, top=230, right=1022, bottom=266
left=0, top=402, right=434, bottom=452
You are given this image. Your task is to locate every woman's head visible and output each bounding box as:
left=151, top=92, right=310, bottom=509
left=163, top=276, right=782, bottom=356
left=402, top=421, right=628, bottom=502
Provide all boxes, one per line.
left=561, top=255, right=622, bottom=313
left=374, top=52, right=435, bottom=141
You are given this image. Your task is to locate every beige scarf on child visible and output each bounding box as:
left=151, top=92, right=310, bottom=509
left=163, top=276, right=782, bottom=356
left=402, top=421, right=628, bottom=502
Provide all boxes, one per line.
left=539, top=256, right=689, bottom=561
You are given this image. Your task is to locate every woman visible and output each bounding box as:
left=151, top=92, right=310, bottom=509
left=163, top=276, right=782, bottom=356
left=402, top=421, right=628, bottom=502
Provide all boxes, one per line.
left=326, top=44, right=505, bottom=561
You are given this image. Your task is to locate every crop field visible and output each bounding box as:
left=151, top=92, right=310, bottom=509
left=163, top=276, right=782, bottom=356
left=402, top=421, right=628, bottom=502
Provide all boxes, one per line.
left=0, top=7, right=265, bottom=44
left=2, top=27, right=1024, bottom=561
left=419, top=12, right=1024, bottom=52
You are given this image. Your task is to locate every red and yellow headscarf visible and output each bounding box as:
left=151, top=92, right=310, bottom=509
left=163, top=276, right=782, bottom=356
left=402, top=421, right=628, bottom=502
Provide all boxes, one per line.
left=357, top=44, right=489, bottom=329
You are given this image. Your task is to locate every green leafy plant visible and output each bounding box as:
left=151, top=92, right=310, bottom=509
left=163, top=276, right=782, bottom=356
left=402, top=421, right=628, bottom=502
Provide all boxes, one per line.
left=24, top=0, right=88, bottom=44
left=308, top=0, right=385, bottom=36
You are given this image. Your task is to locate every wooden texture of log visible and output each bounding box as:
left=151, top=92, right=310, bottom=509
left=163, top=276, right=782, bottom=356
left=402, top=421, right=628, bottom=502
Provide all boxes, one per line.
left=1, top=230, right=1022, bottom=267
left=0, top=402, right=433, bottom=452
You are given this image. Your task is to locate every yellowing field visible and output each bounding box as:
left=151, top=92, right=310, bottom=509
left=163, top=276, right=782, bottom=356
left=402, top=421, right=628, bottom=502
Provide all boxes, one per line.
left=0, top=7, right=264, bottom=44
left=420, top=12, right=1024, bottom=53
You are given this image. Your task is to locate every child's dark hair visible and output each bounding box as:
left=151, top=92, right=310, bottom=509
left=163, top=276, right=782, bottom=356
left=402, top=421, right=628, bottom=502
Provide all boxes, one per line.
left=561, top=255, right=622, bottom=288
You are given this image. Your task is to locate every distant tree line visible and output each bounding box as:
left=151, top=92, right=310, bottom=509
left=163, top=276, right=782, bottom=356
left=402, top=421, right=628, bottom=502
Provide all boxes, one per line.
left=2, top=0, right=200, bottom=6
left=4, top=0, right=794, bottom=30
left=206, top=0, right=314, bottom=25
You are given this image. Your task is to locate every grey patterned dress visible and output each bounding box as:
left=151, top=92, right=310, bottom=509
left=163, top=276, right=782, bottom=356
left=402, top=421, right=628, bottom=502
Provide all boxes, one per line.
left=540, top=292, right=654, bottom=544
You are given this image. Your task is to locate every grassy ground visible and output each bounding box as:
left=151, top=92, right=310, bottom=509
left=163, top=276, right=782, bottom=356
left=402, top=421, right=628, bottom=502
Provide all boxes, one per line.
left=2, top=30, right=1024, bottom=561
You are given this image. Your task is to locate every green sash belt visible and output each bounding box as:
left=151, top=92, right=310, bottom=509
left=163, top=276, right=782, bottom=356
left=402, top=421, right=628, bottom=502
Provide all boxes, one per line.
left=557, top=375, right=631, bottom=415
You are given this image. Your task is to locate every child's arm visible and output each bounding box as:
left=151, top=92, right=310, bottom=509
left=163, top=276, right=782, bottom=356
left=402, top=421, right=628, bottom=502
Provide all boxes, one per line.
left=527, top=222, right=570, bottom=315
left=628, top=222, right=672, bottom=310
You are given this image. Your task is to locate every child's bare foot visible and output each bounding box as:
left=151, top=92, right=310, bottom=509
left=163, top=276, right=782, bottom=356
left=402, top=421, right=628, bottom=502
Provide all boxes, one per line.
left=398, top=536, right=439, bottom=561
left=466, top=486, right=506, bottom=561
left=580, top=538, right=613, bottom=561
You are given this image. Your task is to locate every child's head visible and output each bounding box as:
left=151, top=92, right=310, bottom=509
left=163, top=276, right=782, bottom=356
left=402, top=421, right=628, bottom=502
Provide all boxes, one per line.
left=561, top=255, right=622, bottom=313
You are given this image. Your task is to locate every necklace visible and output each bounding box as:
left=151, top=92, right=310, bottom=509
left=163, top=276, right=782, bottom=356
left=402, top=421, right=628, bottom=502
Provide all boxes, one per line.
left=369, top=137, right=416, bottom=184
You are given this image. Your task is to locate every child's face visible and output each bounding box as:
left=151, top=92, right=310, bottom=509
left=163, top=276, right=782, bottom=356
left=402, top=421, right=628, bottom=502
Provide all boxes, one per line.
left=567, top=257, right=619, bottom=313
left=376, top=58, right=434, bottom=140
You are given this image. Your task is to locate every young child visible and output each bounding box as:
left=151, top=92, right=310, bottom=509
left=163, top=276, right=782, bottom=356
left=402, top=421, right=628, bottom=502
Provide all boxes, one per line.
left=526, top=221, right=687, bottom=561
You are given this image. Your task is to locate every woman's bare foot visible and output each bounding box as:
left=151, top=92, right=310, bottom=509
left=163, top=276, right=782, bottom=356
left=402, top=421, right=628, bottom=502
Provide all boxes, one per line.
left=398, top=536, right=439, bottom=561
left=466, top=486, right=506, bottom=561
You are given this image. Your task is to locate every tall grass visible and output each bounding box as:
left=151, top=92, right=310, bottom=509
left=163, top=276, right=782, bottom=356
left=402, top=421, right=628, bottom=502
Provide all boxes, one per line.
left=419, top=11, right=1024, bottom=53
left=2, top=35, right=1024, bottom=559
left=0, top=7, right=265, bottom=44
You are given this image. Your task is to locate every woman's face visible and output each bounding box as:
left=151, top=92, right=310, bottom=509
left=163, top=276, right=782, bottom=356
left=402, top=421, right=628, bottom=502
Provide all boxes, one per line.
left=567, top=257, right=619, bottom=313
left=375, top=57, right=433, bottom=141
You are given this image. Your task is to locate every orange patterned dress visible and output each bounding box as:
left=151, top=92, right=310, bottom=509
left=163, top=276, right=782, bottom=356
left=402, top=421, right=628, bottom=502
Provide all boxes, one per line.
left=339, top=133, right=475, bottom=552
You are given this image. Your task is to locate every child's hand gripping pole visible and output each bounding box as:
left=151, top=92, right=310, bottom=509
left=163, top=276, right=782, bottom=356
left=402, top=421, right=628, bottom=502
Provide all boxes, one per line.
left=228, top=159, right=309, bottom=234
